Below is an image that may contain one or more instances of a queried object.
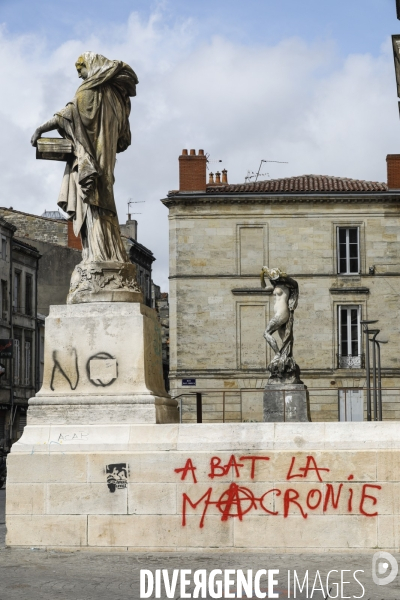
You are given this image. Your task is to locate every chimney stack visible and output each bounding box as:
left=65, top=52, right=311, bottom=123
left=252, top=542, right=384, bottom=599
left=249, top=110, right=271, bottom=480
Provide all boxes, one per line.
left=208, top=172, right=215, bottom=184
left=179, top=148, right=207, bottom=192
left=215, top=171, right=221, bottom=184
left=222, top=169, right=228, bottom=184
left=387, top=154, right=400, bottom=189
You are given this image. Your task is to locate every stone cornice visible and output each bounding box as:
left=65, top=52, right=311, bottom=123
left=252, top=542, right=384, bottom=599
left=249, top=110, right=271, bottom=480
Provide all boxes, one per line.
left=329, top=287, right=370, bottom=295
left=231, top=288, right=272, bottom=295
left=169, top=273, right=400, bottom=279
left=161, top=191, right=400, bottom=208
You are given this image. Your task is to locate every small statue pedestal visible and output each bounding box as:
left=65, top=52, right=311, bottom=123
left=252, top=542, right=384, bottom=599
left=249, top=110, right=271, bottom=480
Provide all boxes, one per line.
left=263, top=384, right=311, bottom=422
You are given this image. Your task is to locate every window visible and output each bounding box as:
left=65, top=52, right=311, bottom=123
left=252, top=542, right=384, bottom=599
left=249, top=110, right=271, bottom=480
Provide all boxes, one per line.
left=337, top=227, right=360, bottom=274
left=338, top=305, right=362, bottom=368
left=18, top=413, right=27, bottom=434
left=24, top=340, right=31, bottom=385
left=13, top=271, right=21, bottom=312
left=1, top=280, right=7, bottom=319
left=0, top=359, right=10, bottom=384
left=14, top=338, right=21, bottom=384
left=1, top=237, right=6, bottom=261
left=25, top=274, right=33, bottom=316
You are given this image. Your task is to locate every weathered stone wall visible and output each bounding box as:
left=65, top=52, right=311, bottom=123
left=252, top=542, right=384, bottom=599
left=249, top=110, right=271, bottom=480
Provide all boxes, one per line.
left=0, top=208, right=68, bottom=246
left=5, top=422, right=399, bottom=552
left=167, top=199, right=400, bottom=422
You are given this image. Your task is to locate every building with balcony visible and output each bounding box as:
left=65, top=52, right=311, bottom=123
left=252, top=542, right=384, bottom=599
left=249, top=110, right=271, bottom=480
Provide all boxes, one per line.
left=162, top=150, right=400, bottom=423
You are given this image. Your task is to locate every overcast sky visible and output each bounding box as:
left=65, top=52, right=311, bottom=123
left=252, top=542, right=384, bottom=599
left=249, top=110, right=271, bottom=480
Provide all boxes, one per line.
left=0, top=0, right=399, bottom=290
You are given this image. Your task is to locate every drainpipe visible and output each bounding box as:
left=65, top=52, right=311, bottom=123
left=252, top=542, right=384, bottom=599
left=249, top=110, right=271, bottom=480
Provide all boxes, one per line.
left=8, top=236, right=14, bottom=447
left=35, top=258, right=39, bottom=392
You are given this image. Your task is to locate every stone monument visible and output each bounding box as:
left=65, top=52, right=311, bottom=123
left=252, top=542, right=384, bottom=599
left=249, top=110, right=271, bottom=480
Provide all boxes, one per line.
left=29, top=52, right=177, bottom=424
left=29, top=52, right=178, bottom=425
left=6, top=55, right=388, bottom=556
left=261, top=267, right=310, bottom=422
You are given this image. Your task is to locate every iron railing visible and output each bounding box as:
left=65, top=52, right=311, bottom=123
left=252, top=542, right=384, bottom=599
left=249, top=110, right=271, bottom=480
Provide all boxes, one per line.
left=337, top=353, right=365, bottom=369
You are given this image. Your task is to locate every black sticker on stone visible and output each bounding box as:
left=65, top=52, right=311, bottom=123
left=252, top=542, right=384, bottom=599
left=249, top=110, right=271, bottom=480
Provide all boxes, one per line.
left=106, top=463, right=128, bottom=493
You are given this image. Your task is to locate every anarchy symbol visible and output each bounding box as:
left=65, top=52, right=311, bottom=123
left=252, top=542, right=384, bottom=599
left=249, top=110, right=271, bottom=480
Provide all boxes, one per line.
left=216, top=483, right=258, bottom=521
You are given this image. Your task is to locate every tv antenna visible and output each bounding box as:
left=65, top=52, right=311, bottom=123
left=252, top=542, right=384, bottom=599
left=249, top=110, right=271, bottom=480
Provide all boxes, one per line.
left=205, top=153, right=223, bottom=170
left=245, top=159, right=288, bottom=183
left=127, top=199, right=145, bottom=219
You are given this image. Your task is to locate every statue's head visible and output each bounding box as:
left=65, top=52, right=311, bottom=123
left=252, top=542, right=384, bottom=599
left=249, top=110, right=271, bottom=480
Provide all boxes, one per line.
left=75, top=55, right=89, bottom=80
left=267, top=268, right=283, bottom=281
left=75, top=52, right=114, bottom=82
left=261, top=266, right=287, bottom=281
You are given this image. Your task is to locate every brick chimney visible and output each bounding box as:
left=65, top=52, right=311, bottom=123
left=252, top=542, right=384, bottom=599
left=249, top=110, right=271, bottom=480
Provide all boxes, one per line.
left=179, top=149, right=207, bottom=192
left=386, top=155, right=400, bottom=189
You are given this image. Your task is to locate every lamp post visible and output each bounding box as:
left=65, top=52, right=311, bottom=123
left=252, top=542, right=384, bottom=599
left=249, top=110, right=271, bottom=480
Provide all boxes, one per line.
left=360, top=320, right=378, bottom=421
left=375, top=338, right=388, bottom=421
left=367, top=329, right=380, bottom=421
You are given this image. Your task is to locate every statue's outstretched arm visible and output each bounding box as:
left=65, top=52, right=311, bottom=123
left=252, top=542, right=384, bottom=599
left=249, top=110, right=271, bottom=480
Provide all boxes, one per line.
left=31, top=117, right=59, bottom=147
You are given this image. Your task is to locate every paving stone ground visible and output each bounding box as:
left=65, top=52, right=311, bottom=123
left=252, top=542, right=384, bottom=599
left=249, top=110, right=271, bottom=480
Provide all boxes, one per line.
left=0, top=487, right=398, bottom=599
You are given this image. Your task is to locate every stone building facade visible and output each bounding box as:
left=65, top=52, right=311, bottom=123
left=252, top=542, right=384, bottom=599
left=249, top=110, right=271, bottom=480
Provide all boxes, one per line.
left=152, top=284, right=170, bottom=391
left=0, top=208, right=82, bottom=315
left=162, top=150, right=400, bottom=423
left=0, top=208, right=83, bottom=449
left=120, top=218, right=155, bottom=307
left=0, top=207, right=82, bottom=249
left=0, top=220, right=41, bottom=449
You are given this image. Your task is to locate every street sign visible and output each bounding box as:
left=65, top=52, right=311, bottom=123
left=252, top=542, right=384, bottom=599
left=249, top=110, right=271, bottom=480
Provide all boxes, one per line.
left=0, top=339, right=12, bottom=358
left=182, top=378, right=196, bottom=386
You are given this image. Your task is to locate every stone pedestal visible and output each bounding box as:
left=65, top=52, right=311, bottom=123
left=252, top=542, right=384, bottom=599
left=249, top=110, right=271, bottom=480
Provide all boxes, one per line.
left=5, top=422, right=399, bottom=552
left=29, top=302, right=178, bottom=425
left=263, top=384, right=310, bottom=422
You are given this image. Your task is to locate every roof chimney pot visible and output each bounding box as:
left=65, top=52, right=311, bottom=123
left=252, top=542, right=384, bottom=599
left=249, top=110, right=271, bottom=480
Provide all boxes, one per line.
left=189, top=149, right=196, bottom=156
left=222, top=169, right=228, bottom=184
left=387, top=154, right=400, bottom=189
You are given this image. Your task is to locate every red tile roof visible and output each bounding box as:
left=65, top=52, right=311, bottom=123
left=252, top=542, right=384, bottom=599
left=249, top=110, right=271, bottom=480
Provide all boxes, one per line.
left=205, top=175, right=388, bottom=194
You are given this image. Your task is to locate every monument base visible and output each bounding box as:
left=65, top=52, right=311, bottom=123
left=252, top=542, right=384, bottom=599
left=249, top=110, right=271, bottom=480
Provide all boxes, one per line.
left=32, top=302, right=178, bottom=424
left=5, top=422, right=399, bottom=552
left=263, top=384, right=311, bottom=422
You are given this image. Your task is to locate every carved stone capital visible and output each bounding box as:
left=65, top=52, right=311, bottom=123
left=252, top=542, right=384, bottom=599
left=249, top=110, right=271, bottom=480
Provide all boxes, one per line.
left=67, top=261, right=143, bottom=304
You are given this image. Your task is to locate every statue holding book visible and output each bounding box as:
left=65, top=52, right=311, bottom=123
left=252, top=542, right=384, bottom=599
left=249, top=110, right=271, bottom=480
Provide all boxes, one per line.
left=31, top=52, right=142, bottom=303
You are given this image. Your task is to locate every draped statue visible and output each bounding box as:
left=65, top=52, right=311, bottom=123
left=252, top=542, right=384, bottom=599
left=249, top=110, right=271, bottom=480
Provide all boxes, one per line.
left=31, top=52, right=142, bottom=304
left=260, top=267, right=302, bottom=385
